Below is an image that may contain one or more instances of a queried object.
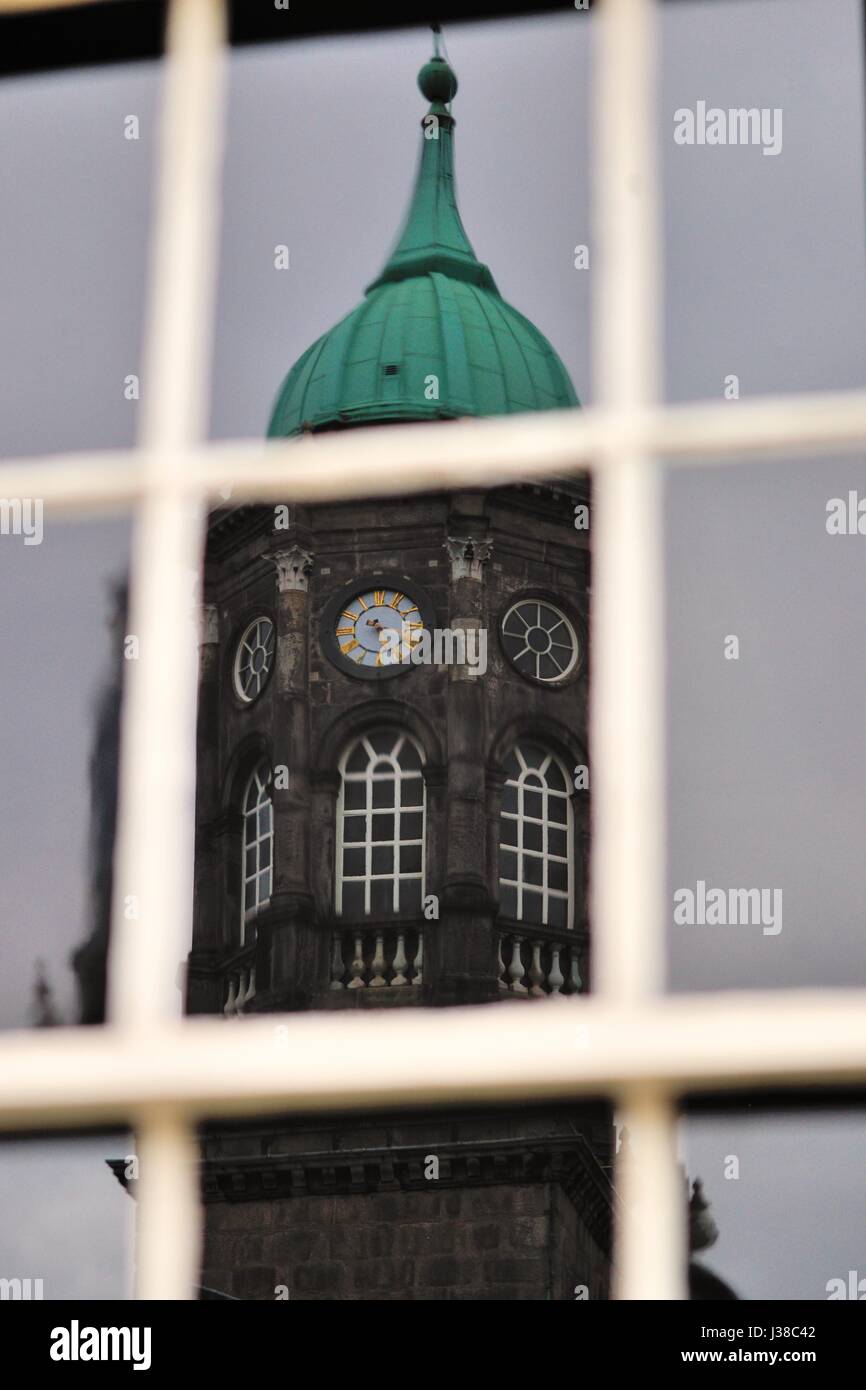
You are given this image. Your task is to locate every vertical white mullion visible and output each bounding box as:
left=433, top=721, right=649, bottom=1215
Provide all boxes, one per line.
left=591, top=0, right=682, bottom=1297
left=108, top=0, right=228, bottom=1300
left=613, top=1088, right=686, bottom=1300
left=109, top=0, right=226, bottom=1028
left=134, top=1111, right=203, bottom=1301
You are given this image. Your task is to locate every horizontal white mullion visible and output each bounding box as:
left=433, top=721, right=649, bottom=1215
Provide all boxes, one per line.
left=0, top=0, right=96, bottom=10
left=2, top=388, right=866, bottom=514
left=0, top=991, right=864, bottom=1130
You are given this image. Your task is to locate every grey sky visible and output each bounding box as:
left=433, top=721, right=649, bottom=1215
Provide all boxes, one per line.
left=0, top=0, right=863, bottom=1298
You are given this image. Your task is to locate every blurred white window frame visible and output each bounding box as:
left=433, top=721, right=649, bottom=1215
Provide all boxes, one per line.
left=0, top=0, right=865, bottom=1303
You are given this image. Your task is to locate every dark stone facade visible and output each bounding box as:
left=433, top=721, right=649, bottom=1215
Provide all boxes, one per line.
left=184, top=472, right=614, bottom=1300
left=188, top=478, right=592, bottom=1014
left=111, top=1103, right=612, bottom=1301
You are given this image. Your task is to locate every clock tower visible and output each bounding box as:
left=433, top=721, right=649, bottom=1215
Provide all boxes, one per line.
left=186, top=39, right=613, bottom=1301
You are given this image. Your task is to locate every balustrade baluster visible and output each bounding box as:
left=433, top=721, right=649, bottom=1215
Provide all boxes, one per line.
left=569, top=952, right=582, bottom=994
left=347, top=934, right=367, bottom=989
left=392, top=932, right=408, bottom=987
left=508, top=937, right=527, bottom=994
left=497, top=935, right=509, bottom=992
left=223, top=975, right=238, bottom=1017
left=370, top=932, right=387, bottom=987
left=548, top=947, right=565, bottom=994
left=412, top=933, right=423, bottom=986
left=529, top=941, right=545, bottom=996
left=330, top=933, right=346, bottom=989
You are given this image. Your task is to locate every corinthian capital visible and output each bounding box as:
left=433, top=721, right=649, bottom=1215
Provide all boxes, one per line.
left=270, top=545, right=315, bottom=593
left=444, top=534, right=493, bottom=582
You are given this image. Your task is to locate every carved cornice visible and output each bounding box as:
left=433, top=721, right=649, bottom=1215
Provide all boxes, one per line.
left=108, top=1134, right=613, bottom=1255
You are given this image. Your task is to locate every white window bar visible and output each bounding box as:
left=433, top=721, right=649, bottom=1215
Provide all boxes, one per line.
left=591, top=0, right=682, bottom=1298
left=0, top=0, right=864, bottom=1306
left=104, top=0, right=227, bottom=1300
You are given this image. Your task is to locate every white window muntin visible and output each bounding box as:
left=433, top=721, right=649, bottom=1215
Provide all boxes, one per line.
left=499, top=742, right=573, bottom=929
left=242, top=761, right=272, bottom=937
left=336, top=730, right=425, bottom=916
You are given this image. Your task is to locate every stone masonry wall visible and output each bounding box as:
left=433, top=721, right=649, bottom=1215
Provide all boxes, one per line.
left=202, top=1184, right=574, bottom=1301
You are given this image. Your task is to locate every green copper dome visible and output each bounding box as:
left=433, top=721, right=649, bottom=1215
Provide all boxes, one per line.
left=267, top=51, right=578, bottom=439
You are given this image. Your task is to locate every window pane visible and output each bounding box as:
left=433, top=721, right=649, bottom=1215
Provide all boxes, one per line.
left=370, top=879, right=392, bottom=916
left=548, top=828, right=567, bottom=857
left=679, top=1105, right=866, bottom=1299
left=372, top=846, right=394, bottom=874
left=399, top=741, right=422, bottom=771
left=545, top=761, right=566, bottom=792
left=399, top=777, right=423, bottom=809
left=523, top=821, right=543, bottom=853
left=0, top=1131, right=135, bottom=1297
left=523, top=854, right=544, bottom=887
left=343, top=848, right=365, bottom=877
left=547, top=896, right=568, bottom=930
left=340, top=882, right=365, bottom=917
left=523, top=889, right=544, bottom=926
left=369, top=733, right=396, bottom=756
left=549, top=860, right=568, bottom=892
left=372, top=778, right=395, bottom=809
left=400, top=844, right=422, bottom=874
left=521, top=745, right=546, bottom=771
left=343, top=816, right=366, bottom=844
left=548, top=796, right=568, bottom=825
left=400, top=879, right=422, bottom=916
left=345, top=745, right=368, bottom=773
left=371, top=813, right=394, bottom=841
left=0, top=517, right=133, bottom=1030
left=499, top=884, right=518, bottom=919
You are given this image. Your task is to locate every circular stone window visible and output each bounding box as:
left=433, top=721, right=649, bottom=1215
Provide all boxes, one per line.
left=233, top=617, right=276, bottom=703
left=500, top=599, right=579, bottom=683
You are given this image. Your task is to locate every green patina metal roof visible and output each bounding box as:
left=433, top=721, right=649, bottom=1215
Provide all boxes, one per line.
left=267, top=46, right=578, bottom=439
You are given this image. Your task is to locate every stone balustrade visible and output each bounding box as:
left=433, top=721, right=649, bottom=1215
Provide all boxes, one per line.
left=224, top=964, right=256, bottom=1017
left=498, top=932, right=582, bottom=997
left=330, top=927, right=423, bottom=990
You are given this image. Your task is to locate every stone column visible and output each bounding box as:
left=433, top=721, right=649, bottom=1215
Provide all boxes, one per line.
left=256, top=539, right=318, bottom=1010
left=437, top=524, right=499, bottom=1004
left=188, top=602, right=225, bottom=1014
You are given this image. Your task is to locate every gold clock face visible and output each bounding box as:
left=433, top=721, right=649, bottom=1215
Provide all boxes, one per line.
left=334, top=588, right=424, bottom=668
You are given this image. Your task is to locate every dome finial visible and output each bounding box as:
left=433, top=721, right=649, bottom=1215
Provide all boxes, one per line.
left=419, top=24, right=457, bottom=106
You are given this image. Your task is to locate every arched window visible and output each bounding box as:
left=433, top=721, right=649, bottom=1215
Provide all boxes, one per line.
left=337, top=730, right=425, bottom=917
left=242, top=762, right=272, bottom=937
left=499, top=742, right=573, bottom=929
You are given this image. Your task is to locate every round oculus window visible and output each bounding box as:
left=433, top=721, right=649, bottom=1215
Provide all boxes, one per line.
left=501, top=599, right=578, bottom=683
left=233, top=617, right=275, bottom=703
